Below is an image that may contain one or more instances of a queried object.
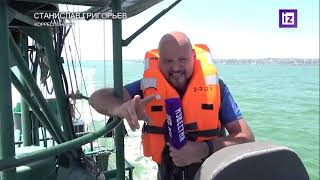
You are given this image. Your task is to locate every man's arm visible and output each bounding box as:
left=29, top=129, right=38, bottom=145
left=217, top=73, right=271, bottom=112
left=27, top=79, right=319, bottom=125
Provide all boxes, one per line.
left=206, top=79, right=255, bottom=153
left=89, top=88, right=131, bottom=117
left=168, top=118, right=255, bottom=167
left=204, top=118, right=255, bottom=155
left=89, top=87, right=155, bottom=130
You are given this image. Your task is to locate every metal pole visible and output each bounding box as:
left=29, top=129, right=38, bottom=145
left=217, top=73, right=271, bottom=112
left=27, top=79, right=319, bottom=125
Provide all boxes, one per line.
left=42, top=127, right=48, bottom=147
left=44, top=30, right=75, bottom=141
left=112, top=0, right=125, bottom=179
left=112, top=0, right=125, bottom=177
left=0, top=1, right=17, bottom=179
left=14, top=27, right=75, bottom=141
left=9, top=35, right=66, bottom=143
left=11, top=71, right=61, bottom=143
left=8, top=8, right=39, bottom=27
left=0, top=119, right=121, bottom=171
left=19, top=33, right=33, bottom=146
left=122, top=0, right=182, bottom=46
left=32, top=116, right=40, bottom=146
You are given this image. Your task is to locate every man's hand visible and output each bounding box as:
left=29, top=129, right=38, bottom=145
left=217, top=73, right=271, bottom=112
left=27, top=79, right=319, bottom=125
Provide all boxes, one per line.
left=167, top=141, right=208, bottom=167
left=115, top=95, right=156, bottom=131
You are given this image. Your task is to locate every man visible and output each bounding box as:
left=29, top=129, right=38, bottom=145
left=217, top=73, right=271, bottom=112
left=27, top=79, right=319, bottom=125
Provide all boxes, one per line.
left=89, top=31, right=255, bottom=179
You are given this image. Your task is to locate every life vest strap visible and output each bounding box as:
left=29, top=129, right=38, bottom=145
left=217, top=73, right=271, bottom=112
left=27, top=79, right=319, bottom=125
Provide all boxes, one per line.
left=142, top=124, right=164, bottom=134
left=142, top=123, right=219, bottom=139
left=186, top=129, right=220, bottom=137
left=142, top=122, right=198, bottom=134
left=184, top=122, right=198, bottom=131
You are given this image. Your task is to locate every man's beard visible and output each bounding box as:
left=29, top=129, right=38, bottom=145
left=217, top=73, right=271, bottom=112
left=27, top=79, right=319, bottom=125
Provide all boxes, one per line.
left=168, top=71, right=188, bottom=94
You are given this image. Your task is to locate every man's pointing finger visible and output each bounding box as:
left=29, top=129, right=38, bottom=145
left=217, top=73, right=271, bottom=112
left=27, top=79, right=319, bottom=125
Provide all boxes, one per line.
left=141, top=94, right=160, bottom=105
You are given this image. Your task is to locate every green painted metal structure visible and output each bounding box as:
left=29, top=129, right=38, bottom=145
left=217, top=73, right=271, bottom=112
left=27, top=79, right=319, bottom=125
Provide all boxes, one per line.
left=11, top=71, right=62, bottom=144
left=112, top=0, right=126, bottom=178
left=0, top=0, right=181, bottom=179
left=0, top=2, right=17, bottom=180
left=19, top=34, right=33, bottom=146
left=122, top=0, right=181, bottom=46
left=0, top=119, right=120, bottom=171
left=10, top=34, right=66, bottom=144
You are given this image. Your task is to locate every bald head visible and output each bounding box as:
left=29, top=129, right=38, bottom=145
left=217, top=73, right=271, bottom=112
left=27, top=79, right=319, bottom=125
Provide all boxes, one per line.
left=158, top=32, right=195, bottom=95
left=158, top=31, right=192, bottom=54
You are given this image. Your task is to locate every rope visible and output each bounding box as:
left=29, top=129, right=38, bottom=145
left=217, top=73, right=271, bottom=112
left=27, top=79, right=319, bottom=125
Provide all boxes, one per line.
left=71, top=23, right=96, bottom=129
left=69, top=26, right=97, bottom=132
left=67, top=44, right=79, bottom=91
left=64, top=5, right=99, bottom=149
left=30, top=41, right=40, bottom=79
left=64, top=46, right=75, bottom=94
left=77, top=5, right=85, bottom=138
left=44, top=78, right=54, bottom=94
left=67, top=92, right=89, bottom=100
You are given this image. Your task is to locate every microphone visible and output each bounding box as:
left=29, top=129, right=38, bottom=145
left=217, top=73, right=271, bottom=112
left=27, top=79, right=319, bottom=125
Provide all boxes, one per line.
left=165, top=98, right=187, bottom=149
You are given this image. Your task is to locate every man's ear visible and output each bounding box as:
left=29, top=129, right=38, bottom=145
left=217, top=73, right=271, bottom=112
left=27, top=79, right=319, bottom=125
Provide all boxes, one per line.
left=192, top=49, right=196, bottom=60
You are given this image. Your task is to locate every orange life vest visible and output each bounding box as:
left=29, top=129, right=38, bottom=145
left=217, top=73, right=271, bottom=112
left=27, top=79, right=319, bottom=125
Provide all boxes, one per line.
left=141, top=44, right=221, bottom=163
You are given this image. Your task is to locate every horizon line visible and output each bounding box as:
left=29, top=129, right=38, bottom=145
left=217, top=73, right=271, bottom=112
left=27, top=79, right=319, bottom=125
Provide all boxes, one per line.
left=77, top=58, right=320, bottom=61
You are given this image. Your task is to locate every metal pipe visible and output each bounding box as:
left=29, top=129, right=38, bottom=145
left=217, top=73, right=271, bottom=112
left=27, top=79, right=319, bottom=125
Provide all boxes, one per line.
left=44, top=29, right=75, bottom=141
left=0, top=1, right=17, bottom=179
left=42, top=127, right=48, bottom=147
left=32, top=116, right=40, bottom=146
left=15, top=0, right=110, bottom=7
left=14, top=27, right=75, bottom=142
left=85, top=7, right=105, bottom=14
left=8, top=8, right=39, bottom=27
left=9, top=35, right=66, bottom=143
left=19, top=33, right=33, bottom=146
left=112, top=0, right=125, bottom=179
left=21, top=96, right=33, bottom=146
left=122, top=0, right=182, bottom=46
left=0, top=119, right=121, bottom=171
left=11, top=72, right=61, bottom=143
left=14, top=137, right=53, bottom=145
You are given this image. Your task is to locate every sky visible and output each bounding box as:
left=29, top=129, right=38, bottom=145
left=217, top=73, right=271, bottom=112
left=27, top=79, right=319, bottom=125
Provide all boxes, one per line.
left=61, top=0, right=319, bottom=60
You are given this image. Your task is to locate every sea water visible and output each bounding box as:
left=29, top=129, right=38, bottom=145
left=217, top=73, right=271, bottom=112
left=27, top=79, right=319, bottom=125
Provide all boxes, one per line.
left=11, top=60, right=319, bottom=180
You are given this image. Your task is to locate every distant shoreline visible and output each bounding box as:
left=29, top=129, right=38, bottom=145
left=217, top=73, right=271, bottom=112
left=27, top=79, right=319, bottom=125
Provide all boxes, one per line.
left=212, top=58, right=319, bottom=65
left=125, top=58, right=320, bottom=65
left=80, top=58, right=320, bottom=65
